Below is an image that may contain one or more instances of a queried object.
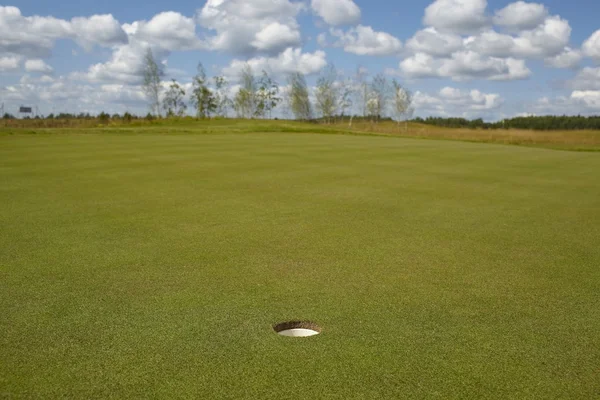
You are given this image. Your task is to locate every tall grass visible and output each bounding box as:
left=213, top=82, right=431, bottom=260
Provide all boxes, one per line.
left=335, top=120, right=600, bottom=151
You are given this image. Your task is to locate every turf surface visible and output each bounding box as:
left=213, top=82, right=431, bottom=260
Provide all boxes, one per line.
left=1, top=131, right=599, bottom=398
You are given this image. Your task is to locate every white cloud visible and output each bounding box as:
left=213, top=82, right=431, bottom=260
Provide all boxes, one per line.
left=531, top=91, right=600, bottom=115
left=251, top=22, right=301, bottom=51
left=0, top=56, right=21, bottom=72
left=441, top=52, right=530, bottom=81
left=0, top=6, right=71, bottom=58
left=398, top=53, right=438, bottom=79
left=414, top=86, right=503, bottom=117
left=311, top=0, right=361, bottom=26
left=439, top=87, right=502, bottom=110
left=223, top=47, right=327, bottom=78
left=513, top=16, right=571, bottom=57
left=423, top=0, right=489, bottom=34
left=122, top=12, right=202, bottom=51
left=20, top=74, right=55, bottom=84
left=73, top=42, right=154, bottom=84
left=0, top=6, right=126, bottom=58
left=582, top=30, right=600, bottom=63
left=544, top=47, right=581, bottom=69
left=406, top=28, right=463, bottom=57
left=407, top=4, right=575, bottom=78
left=571, top=91, right=600, bottom=110
left=197, top=0, right=303, bottom=55
left=316, top=32, right=328, bottom=46
left=464, top=30, right=515, bottom=57
left=567, top=67, right=600, bottom=90
left=70, top=14, right=128, bottom=50
left=400, top=51, right=530, bottom=81
left=329, top=25, right=402, bottom=56
left=0, top=77, right=154, bottom=115
left=493, top=1, right=548, bottom=31
left=74, top=11, right=202, bottom=84
left=465, top=16, right=571, bottom=59
left=24, top=59, right=53, bottom=73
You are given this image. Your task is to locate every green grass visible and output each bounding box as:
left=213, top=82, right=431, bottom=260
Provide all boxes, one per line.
left=1, top=128, right=599, bottom=398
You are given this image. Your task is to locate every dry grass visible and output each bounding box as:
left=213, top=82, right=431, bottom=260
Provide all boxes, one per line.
left=0, top=118, right=102, bottom=129
left=339, top=121, right=600, bottom=151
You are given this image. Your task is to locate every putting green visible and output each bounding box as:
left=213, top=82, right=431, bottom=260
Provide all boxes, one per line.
left=1, top=132, right=599, bottom=398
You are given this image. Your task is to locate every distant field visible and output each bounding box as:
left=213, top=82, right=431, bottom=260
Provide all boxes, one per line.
left=2, top=118, right=600, bottom=151
left=1, top=126, right=599, bottom=398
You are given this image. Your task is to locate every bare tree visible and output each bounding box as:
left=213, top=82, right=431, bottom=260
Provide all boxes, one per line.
left=142, top=48, right=164, bottom=117
left=315, top=64, right=339, bottom=123
left=366, top=96, right=379, bottom=120
left=213, top=75, right=231, bottom=117
left=234, top=64, right=258, bottom=119
left=392, top=79, right=413, bottom=131
left=163, top=79, right=187, bottom=117
left=369, top=73, right=391, bottom=122
left=339, top=76, right=354, bottom=127
left=354, top=66, right=369, bottom=118
left=191, top=63, right=216, bottom=118
left=286, top=71, right=312, bottom=120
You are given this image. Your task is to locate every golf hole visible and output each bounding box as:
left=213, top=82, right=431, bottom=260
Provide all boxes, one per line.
left=273, top=321, right=321, bottom=337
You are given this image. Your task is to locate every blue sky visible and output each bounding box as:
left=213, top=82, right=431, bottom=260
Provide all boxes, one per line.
left=1, top=0, right=599, bottom=119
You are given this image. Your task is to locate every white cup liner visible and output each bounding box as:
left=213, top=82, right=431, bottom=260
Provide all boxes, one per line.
left=273, top=321, right=321, bottom=337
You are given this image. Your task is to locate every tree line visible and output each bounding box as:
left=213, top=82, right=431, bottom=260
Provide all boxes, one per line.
left=141, top=49, right=414, bottom=127
left=415, top=116, right=600, bottom=131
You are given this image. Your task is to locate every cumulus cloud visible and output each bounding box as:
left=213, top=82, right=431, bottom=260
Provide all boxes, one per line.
left=20, top=74, right=55, bottom=84
left=465, top=16, right=571, bottom=59
left=74, top=11, right=203, bottom=84
left=311, top=0, right=361, bottom=26
left=411, top=1, right=577, bottom=78
left=222, top=47, right=327, bottom=78
left=423, top=0, right=489, bottom=34
left=0, top=56, right=21, bottom=72
left=24, top=59, right=53, bottom=73
left=513, top=16, right=571, bottom=57
left=400, top=51, right=530, bottom=81
left=570, top=91, right=600, bottom=110
left=493, top=1, right=548, bottom=31
left=252, top=22, right=301, bottom=51
left=72, top=42, right=156, bottom=84
left=531, top=91, right=600, bottom=115
left=414, top=86, right=503, bottom=117
left=405, top=28, right=463, bottom=57
left=582, top=30, right=600, bottom=62
left=566, top=67, right=600, bottom=90
left=70, top=14, right=128, bottom=50
left=0, top=6, right=71, bottom=58
left=197, top=0, right=303, bottom=55
left=329, top=25, right=402, bottom=56
left=544, top=47, right=581, bottom=69
left=122, top=12, right=202, bottom=51
left=0, top=6, right=127, bottom=58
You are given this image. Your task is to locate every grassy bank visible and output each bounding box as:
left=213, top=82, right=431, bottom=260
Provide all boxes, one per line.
left=2, top=118, right=600, bottom=151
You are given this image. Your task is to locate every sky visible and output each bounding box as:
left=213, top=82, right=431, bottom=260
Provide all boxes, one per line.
left=1, top=0, right=600, bottom=120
